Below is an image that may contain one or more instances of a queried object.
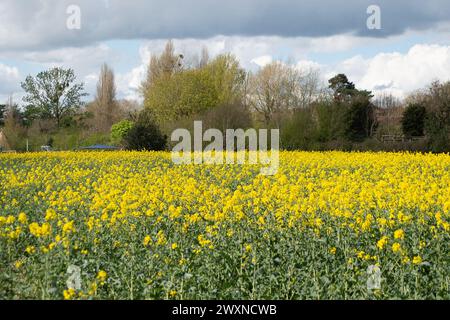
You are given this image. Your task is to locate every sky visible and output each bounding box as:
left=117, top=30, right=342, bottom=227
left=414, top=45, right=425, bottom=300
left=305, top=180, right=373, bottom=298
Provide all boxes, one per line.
left=1, top=0, right=450, bottom=103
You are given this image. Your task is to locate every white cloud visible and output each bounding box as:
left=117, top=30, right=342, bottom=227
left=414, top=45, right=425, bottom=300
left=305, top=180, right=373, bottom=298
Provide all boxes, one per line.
left=251, top=55, right=273, bottom=67
left=295, top=60, right=324, bottom=72
left=115, top=46, right=151, bottom=101
left=0, top=63, right=20, bottom=101
left=116, top=64, right=146, bottom=101
left=333, top=44, right=450, bottom=98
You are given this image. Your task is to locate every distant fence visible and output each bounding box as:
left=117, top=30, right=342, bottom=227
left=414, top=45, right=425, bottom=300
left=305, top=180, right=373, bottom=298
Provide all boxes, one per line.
left=381, top=135, right=425, bottom=143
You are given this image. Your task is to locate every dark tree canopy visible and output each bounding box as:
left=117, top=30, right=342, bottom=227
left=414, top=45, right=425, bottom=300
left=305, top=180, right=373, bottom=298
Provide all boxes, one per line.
left=328, top=74, right=356, bottom=102
left=343, top=95, right=377, bottom=142
left=124, top=111, right=167, bottom=151
left=402, top=103, right=426, bottom=137
left=0, top=104, right=5, bottom=126
left=423, top=81, right=450, bottom=152
left=328, top=74, right=373, bottom=101
left=21, top=67, right=87, bottom=127
left=326, top=74, right=376, bottom=141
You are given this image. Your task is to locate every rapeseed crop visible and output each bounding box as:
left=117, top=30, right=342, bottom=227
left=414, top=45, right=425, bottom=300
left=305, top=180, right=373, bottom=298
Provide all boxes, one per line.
left=0, top=151, right=449, bottom=299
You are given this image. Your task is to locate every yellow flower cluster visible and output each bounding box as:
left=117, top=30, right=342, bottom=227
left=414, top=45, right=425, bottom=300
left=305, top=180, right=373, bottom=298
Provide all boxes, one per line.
left=29, top=222, right=51, bottom=237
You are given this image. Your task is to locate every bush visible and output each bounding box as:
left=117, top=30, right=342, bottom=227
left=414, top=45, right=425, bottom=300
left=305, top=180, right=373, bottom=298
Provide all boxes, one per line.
left=342, top=96, right=376, bottom=142
left=425, top=113, right=450, bottom=153
left=423, top=81, right=450, bottom=153
left=281, top=108, right=317, bottom=150
left=401, top=103, right=426, bottom=137
left=111, top=120, right=134, bottom=146
left=123, top=112, right=167, bottom=151
left=314, top=101, right=346, bottom=142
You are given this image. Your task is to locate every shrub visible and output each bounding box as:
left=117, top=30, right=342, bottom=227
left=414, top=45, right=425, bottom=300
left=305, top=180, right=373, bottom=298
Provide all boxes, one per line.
left=401, top=103, right=426, bottom=137
left=342, top=96, right=376, bottom=142
left=123, top=112, right=167, bottom=151
left=281, top=108, right=317, bottom=150
left=111, top=120, right=134, bottom=146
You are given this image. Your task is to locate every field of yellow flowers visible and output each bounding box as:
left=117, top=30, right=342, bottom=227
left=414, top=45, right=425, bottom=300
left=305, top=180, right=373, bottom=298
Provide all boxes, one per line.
left=0, top=151, right=449, bottom=299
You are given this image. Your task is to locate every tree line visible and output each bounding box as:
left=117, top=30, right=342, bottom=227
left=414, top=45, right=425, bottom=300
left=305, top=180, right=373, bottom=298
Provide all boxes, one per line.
left=1, top=40, right=449, bottom=152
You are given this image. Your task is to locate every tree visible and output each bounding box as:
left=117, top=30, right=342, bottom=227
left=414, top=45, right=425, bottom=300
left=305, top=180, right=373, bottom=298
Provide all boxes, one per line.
left=0, top=104, right=5, bottom=127
left=116, top=99, right=141, bottom=117
left=374, top=92, right=400, bottom=109
left=328, top=74, right=372, bottom=104
left=123, top=111, right=167, bottom=151
left=204, top=54, right=247, bottom=106
left=21, top=67, right=87, bottom=128
left=144, top=67, right=214, bottom=123
left=202, top=100, right=252, bottom=132
left=248, top=62, right=322, bottom=127
left=248, top=62, right=298, bottom=126
left=314, top=100, right=345, bottom=142
left=2, top=98, right=26, bottom=149
left=401, top=103, right=426, bottom=137
left=111, top=120, right=134, bottom=146
left=374, top=92, right=402, bottom=135
left=141, top=40, right=184, bottom=93
left=281, top=108, right=317, bottom=150
left=328, top=73, right=374, bottom=102
left=296, top=68, right=323, bottom=109
left=423, top=81, right=450, bottom=152
left=328, top=74, right=356, bottom=102
left=21, top=104, right=42, bottom=128
left=342, top=95, right=377, bottom=141
left=143, top=53, right=246, bottom=124
left=327, top=74, right=376, bottom=141
left=92, top=63, right=118, bottom=132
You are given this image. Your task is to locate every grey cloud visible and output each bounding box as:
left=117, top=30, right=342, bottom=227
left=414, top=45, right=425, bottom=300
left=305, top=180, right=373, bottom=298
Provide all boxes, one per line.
left=373, top=82, right=395, bottom=91
left=1, top=0, right=450, bottom=51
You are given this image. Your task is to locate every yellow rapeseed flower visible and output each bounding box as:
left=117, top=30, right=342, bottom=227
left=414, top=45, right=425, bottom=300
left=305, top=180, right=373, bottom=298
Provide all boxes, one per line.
left=63, top=288, right=76, bottom=300
left=143, top=235, right=152, bottom=246
left=97, top=270, right=108, bottom=284
left=377, top=236, right=388, bottom=250
left=394, top=229, right=405, bottom=240
left=18, top=212, right=27, bottom=224
left=412, top=256, right=423, bottom=265
left=25, top=246, right=35, bottom=254
left=392, top=242, right=401, bottom=253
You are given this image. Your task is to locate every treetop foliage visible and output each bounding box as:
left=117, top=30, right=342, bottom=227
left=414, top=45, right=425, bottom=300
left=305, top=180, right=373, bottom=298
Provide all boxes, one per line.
left=20, top=67, right=87, bottom=127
